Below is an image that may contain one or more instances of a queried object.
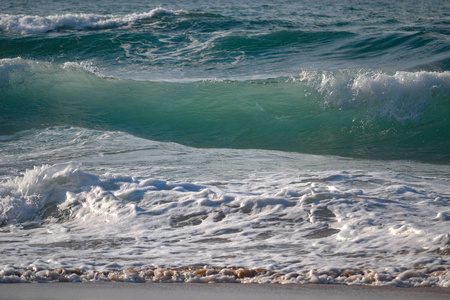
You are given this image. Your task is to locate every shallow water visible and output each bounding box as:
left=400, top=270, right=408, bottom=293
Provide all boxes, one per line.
left=0, top=0, right=449, bottom=286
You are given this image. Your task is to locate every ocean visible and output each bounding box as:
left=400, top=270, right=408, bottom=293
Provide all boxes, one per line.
left=0, top=0, right=449, bottom=286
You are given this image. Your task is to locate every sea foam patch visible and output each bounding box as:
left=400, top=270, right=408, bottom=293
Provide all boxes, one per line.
left=0, top=8, right=183, bottom=34
left=298, top=70, right=450, bottom=122
left=0, top=265, right=449, bottom=286
left=0, top=134, right=449, bottom=286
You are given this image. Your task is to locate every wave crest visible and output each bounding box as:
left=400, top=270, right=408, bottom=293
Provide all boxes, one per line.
left=298, top=70, right=450, bottom=122
left=0, top=8, right=183, bottom=34
left=1, top=59, right=449, bottom=161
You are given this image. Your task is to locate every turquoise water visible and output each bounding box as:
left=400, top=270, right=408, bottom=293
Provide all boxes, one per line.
left=1, top=61, right=449, bottom=161
left=1, top=0, right=449, bottom=161
left=0, top=0, right=449, bottom=286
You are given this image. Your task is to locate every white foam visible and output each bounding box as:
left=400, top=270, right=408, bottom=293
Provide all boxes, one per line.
left=0, top=163, right=99, bottom=224
left=0, top=8, right=183, bottom=34
left=0, top=127, right=449, bottom=286
left=298, top=70, right=450, bottom=122
left=62, top=61, right=102, bottom=75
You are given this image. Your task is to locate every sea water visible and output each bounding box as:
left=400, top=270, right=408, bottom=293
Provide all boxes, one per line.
left=0, top=0, right=449, bottom=286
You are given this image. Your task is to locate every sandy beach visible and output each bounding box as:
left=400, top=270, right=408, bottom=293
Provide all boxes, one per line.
left=0, top=283, right=449, bottom=300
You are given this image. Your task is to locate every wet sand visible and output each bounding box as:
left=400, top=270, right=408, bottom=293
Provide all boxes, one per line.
left=0, top=282, right=449, bottom=300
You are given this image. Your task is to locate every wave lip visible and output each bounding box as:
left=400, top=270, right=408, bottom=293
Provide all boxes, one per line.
left=298, top=69, right=450, bottom=122
left=1, top=58, right=449, bottom=161
left=0, top=7, right=183, bottom=34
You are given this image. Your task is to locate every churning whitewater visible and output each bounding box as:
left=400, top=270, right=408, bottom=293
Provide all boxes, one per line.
left=1, top=0, right=449, bottom=286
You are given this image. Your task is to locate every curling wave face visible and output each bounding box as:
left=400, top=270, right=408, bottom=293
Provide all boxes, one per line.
left=1, top=58, right=449, bottom=162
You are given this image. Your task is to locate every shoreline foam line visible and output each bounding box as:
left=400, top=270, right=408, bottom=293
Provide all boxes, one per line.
left=1, top=266, right=449, bottom=287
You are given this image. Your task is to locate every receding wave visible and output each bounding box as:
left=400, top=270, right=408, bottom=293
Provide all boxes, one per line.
left=0, top=160, right=449, bottom=286
left=1, top=58, right=449, bottom=161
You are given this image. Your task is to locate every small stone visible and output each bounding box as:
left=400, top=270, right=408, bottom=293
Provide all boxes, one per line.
left=253, top=268, right=267, bottom=275
left=193, top=269, right=207, bottom=276
left=126, top=269, right=138, bottom=276
left=71, top=269, right=83, bottom=276
left=219, top=268, right=234, bottom=276
left=206, top=269, right=218, bottom=276
left=234, top=269, right=255, bottom=278
left=342, top=270, right=353, bottom=277
left=58, top=268, right=67, bottom=275
left=108, top=272, right=120, bottom=281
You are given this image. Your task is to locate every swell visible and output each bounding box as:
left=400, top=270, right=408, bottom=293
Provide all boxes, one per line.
left=1, top=59, right=449, bottom=162
left=1, top=7, right=449, bottom=72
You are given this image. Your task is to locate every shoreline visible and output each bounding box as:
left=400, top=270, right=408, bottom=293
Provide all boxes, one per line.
left=0, top=282, right=449, bottom=300
left=1, top=266, right=449, bottom=287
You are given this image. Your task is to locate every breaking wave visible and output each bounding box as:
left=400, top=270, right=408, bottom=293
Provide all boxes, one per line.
left=1, top=58, right=449, bottom=161
left=0, top=8, right=183, bottom=34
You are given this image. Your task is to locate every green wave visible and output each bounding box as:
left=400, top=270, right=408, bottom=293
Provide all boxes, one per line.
left=1, top=59, right=449, bottom=162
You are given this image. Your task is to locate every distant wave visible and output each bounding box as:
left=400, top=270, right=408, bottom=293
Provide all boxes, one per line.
left=0, top=8, right=184, bottom=34
left=1, top=58, right=449, bottom=161
left=1, top=8, right=448, bottom=73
